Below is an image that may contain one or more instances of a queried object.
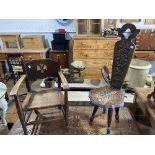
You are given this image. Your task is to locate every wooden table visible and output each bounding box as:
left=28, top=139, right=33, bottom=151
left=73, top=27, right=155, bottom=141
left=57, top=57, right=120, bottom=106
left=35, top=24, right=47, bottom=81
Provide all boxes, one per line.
left=0, top=82, right=8, bottom=126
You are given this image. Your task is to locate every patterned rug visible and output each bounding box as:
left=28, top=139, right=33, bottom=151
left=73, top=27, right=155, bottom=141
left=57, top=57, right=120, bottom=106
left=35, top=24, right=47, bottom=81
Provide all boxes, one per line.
left=9, top=106, right=140, bottom=135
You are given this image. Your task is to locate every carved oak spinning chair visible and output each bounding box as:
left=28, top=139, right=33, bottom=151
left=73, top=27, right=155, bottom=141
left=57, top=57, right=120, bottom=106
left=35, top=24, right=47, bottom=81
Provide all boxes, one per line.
left=89, top=23, right=139, bottom=134
left=10, top=59, right=69, bottom=135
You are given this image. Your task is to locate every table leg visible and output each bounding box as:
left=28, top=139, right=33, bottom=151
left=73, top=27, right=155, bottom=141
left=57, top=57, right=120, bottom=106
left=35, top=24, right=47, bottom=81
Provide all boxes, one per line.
left=115, top=107, right=119, bottom=123
left=107, top=108, right=113, bottom=134
left=89, top=105, right=99, bottom=125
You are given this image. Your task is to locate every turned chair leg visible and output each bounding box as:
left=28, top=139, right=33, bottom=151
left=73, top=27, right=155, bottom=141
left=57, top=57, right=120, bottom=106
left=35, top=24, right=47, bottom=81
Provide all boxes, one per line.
left=89, top=105, right=99, bottom=125
left=115, top=107, right=119, bottom=123
left=107, top=108, right=113, bottom=134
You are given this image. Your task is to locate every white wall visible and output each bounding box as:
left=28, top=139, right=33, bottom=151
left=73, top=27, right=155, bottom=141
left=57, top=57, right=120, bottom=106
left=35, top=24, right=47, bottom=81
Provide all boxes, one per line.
left=0, top=19, right=155, bottom=73
left=1, top=19, right=155, bottom=48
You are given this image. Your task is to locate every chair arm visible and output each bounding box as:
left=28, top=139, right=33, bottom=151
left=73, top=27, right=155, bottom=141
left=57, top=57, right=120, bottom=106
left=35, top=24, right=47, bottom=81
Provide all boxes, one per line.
left=10, top=74, right=27, bottom=96
left=58, top=71, right=69, bottom=90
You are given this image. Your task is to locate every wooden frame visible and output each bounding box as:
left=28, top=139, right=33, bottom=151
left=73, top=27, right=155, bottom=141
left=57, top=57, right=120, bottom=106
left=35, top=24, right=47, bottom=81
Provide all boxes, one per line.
left=76, top=19, right=102, bottom=36
left=104, top=19, right=117, bottom=29
left=144, top=19, right=155, bottom=24
left=10, top=59, right=69, bottom=135
left=121, top=19, right=141, bottom=23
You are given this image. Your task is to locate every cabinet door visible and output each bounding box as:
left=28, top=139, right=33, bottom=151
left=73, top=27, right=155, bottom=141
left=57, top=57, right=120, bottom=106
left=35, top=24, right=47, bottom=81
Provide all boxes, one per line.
left=89, top=19, right=101, bottom=35
left=51, top=52, right=68, bottom=68
left=77, top=19, right=88, bottom=35
left=77, top=19, right=101, bottom=35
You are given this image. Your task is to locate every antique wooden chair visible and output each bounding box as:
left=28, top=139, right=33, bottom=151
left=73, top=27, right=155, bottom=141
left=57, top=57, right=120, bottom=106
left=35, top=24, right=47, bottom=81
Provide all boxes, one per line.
left=7, top=53, right=23, bottom=84
left=10, top=59, right=69, bottom=135
left=89, top=23, right=139, bottom=134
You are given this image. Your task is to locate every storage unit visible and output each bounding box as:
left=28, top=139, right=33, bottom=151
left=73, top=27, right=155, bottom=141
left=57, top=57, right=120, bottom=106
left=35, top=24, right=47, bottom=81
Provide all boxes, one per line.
left=0, top=34, right=22, bottom=51
left=76, top=19, right=102, bottom=35
left=22, top=35, right=46, bottom=49
left=73, top=36, right=117, bottom=79
left=50, top=50, right=69, bottom=68
left=22, top=49, right=48, bottom=60
left=51, top=32, right=71, bottom=50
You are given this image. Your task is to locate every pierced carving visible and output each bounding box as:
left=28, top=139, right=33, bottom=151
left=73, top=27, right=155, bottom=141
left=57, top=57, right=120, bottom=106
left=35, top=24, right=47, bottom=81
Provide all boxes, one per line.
left=110, top=23, right=140, bottom=89
left=37, top=64, right=47, bottom=73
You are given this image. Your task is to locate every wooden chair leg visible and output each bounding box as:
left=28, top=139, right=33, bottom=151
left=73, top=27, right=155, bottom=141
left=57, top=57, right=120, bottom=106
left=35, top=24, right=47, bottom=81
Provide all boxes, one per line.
left=115, top=107, right=119, bottom=123
left=64, top=90, right=69, bottom=126
left=103, top=107, right=106, bottom=113
left=89, top=105, right=99, bottom=125
left=107, top=108, right=113, bottom=134
left=14, top=96, right=28, bottom=135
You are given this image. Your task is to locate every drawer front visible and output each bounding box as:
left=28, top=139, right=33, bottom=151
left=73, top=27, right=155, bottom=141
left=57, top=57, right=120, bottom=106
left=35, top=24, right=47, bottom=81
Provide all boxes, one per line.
left=96, top=40, right=116, bottom=49
left=76, top=59, right=113, bottom=68
left=0, top=53, right=7, bottom=61
left=74, top=40, right=96, bottom=49
left=74, top=39, right=116, bottom=49
left=51, top=52, right=68, bottom=68
left=74, top=49, right=114, bottom=59
left=23, top=53, right=45, bottom=60
left=134, top=52, right=149, bottom=59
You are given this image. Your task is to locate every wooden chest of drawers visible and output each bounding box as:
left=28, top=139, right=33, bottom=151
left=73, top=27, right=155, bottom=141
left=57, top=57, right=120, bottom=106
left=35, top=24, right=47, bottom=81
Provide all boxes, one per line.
left=73, top=36, right=117, bottom=79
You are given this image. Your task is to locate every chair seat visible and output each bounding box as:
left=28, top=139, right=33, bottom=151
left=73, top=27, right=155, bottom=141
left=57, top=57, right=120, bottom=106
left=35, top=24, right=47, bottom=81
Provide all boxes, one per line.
left=89, top=86, right=125, bottom=108
left=24, top=89, right=64, bottom=110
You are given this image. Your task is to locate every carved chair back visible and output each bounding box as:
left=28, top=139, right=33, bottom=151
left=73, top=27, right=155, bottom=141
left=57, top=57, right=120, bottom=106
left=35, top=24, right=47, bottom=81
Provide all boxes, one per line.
left=110, top=23, right=139, bottom=89
left=23, top=59, right=61, bottom=90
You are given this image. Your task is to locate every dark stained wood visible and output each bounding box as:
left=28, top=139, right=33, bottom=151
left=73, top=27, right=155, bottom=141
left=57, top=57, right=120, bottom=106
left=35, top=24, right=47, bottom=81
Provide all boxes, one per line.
left=89, top=23, right=139, bottom=134
left=107, top=108, right=113, bottom=134
left=10, top=59, right=69, bottom=134
left=89, top=105, right=99, bottom=125
left=111, top=24, right=140, bottom=89
left=115, top=107, right=119, bottom=122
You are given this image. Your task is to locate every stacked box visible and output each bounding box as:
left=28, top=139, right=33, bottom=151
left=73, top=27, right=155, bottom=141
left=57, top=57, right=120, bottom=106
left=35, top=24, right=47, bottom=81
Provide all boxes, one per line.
left=22, top=35, right=46, bottom=49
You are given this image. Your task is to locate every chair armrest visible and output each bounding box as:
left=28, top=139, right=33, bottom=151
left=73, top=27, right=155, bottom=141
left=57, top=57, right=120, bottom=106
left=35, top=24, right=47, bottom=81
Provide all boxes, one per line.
left=58, top=71, right=69, bottom=90
left=10, top=74, right=27, bottom=96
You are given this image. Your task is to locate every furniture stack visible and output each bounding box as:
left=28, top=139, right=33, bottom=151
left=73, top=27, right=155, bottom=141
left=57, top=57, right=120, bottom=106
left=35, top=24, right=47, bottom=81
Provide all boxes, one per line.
left=0, top=34, right=48, bottom=61
left=0, top=34, right=22, bottom=61
left=50, top=32, right=71, bottom=69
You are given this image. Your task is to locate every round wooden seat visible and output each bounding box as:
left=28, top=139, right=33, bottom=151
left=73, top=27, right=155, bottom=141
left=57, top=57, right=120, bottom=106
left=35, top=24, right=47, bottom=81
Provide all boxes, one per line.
left=89, top=86, right=125, bottom=108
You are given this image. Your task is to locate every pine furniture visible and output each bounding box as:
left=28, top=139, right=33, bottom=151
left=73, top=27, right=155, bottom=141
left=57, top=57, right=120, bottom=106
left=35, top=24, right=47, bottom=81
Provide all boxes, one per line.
left=73, top=36, right=117, bottom=79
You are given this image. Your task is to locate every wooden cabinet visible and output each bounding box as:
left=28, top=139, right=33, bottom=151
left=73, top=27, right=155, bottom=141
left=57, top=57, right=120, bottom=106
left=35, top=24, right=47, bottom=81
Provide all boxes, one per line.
left=134, top=51, right=155, bottom=60
left=50, top=51, right=69, bottom=68
left=73, top=36, right=117, bottom=79
left=22, top=35, right=46, bottom=49
left=76, top=19, right=101, bottom=35
left=0, top=49, right=48, bottom=61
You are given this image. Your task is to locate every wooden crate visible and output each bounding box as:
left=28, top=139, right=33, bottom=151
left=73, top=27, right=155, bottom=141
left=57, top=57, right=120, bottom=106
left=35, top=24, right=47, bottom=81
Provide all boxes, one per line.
left=22, top=35, right=46, bottom=49
left=0, top=34, right=22, bottom=50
